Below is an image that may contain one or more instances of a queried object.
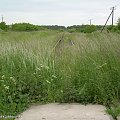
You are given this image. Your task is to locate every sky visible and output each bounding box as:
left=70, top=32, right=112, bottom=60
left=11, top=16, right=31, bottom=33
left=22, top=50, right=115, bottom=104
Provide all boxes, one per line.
left=0, top=0, right=120, bottom=26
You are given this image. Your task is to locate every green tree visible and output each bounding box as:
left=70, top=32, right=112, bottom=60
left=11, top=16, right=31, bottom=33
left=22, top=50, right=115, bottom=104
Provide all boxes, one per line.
left=0, top=22, right=8, bottom=31
left=12, top=23, right=39, bottom=31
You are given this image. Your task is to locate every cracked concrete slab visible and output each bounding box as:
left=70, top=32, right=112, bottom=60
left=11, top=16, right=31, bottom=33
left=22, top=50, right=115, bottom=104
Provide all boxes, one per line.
left=16, top=103, right=113, bottom=120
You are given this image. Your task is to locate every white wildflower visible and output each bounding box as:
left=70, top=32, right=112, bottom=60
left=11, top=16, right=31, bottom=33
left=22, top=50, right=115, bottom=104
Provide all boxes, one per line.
left=4, top=85, right=9, bottom=90
left=0, top=80, right=4, bottom=82
left=36, top=68, right=41, bottom=71
left=46, top=80, right=51, bottom=84
left=52, top=75, right=57, bottom=79
left=61, top=90, right=63, bottom=93
left=2, top=75, right=5, bottom=79
left=10, top=77, right=16, bottom=84
left=96, top=63, right=107, bottom=69
left=40, top=64, right=44, bottom=68
left=10, top=77, right=14, bottom=79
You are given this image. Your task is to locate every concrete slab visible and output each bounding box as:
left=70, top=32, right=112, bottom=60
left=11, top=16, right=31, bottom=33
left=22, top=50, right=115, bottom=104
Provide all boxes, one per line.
left=117, top=116, right=120, bottom=120
left=16, top=103, right=113, bottom=120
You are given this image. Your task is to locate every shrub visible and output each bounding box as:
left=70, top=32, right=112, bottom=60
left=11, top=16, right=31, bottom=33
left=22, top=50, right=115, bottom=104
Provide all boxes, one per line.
left=0, top=22, right=8, bottom=31
left=68, top=28, right=76, bottom=33
left=83, top=25, right=97, bottom=33
left=12, top=23, right=39, bottom=31
left=67, top=25, right=97, bottom=33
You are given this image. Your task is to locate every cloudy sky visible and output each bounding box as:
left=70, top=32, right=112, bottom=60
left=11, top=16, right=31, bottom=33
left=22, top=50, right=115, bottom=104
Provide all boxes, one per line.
left=0, top=0, right=120, bottom=26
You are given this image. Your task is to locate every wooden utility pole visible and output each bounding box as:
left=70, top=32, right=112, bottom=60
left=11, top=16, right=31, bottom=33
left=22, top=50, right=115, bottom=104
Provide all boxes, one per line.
left=101, top=7, right=116, bottom=32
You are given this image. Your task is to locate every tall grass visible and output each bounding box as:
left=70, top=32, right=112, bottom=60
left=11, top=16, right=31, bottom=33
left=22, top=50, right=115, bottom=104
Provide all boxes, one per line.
left=0, top=31, right=120, bottom=116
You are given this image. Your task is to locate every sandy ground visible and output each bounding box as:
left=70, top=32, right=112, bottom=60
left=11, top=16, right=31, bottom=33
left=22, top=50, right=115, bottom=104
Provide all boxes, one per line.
left=16, top=103, right=113, bottom=120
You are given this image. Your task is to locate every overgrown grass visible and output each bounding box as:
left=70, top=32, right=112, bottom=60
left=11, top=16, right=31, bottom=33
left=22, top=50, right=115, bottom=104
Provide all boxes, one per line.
left=0, top=31, right=120, bottom=118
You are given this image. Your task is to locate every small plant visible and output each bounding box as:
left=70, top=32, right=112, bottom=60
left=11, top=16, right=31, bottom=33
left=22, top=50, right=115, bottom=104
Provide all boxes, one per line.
left=107, top=106, right=120, bottom=120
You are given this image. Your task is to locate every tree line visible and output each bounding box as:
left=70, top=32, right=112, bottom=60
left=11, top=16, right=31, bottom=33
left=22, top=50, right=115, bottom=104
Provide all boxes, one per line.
left=0, top=18, right=120, bottom=33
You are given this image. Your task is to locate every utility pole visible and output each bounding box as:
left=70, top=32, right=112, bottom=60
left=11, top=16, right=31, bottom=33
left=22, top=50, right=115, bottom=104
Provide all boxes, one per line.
left=1, top=15, right=4, bottom=22
left=110, top=7, right=116, bottom=27
left=101, top=6, right=116, bottom=32
left=89, top=19, right=92, bottom=25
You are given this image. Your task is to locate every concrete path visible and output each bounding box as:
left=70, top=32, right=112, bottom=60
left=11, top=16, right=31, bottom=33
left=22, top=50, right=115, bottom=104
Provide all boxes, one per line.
left=16, top=103, right=113, bottom=120
left=117, top=116, right=120, bottom=120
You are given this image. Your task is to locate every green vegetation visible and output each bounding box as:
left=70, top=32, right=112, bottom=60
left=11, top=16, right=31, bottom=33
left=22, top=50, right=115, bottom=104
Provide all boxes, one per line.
left=0, top=118, right=14, bottom=120
left=1, top=17, right=120, bottom=33
left=117, top=18, right=120, bottom=30
left=107, top=106, right=120, bottom=120
left=11, top=23, right=39, bottom=31
left=0, top=31, right=120, bottom=119
left=67, top=25, right=97, bottom=33
left=0, top=22, right=8, bottom=31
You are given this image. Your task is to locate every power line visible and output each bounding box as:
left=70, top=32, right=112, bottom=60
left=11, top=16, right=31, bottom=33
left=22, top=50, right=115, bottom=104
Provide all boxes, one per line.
left=101, top=6, right=116, bottom=32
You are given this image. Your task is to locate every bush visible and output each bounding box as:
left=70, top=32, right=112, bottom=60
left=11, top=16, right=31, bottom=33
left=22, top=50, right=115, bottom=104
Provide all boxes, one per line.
left=0, top=22, right=8, bottom=31
left=67, top=25, right=97, bottom=33
left=68, top=28, right=76, bottom=33
left=12, top=23, right=39, bottom=31
left=83, top=25, right=97, bottom=33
